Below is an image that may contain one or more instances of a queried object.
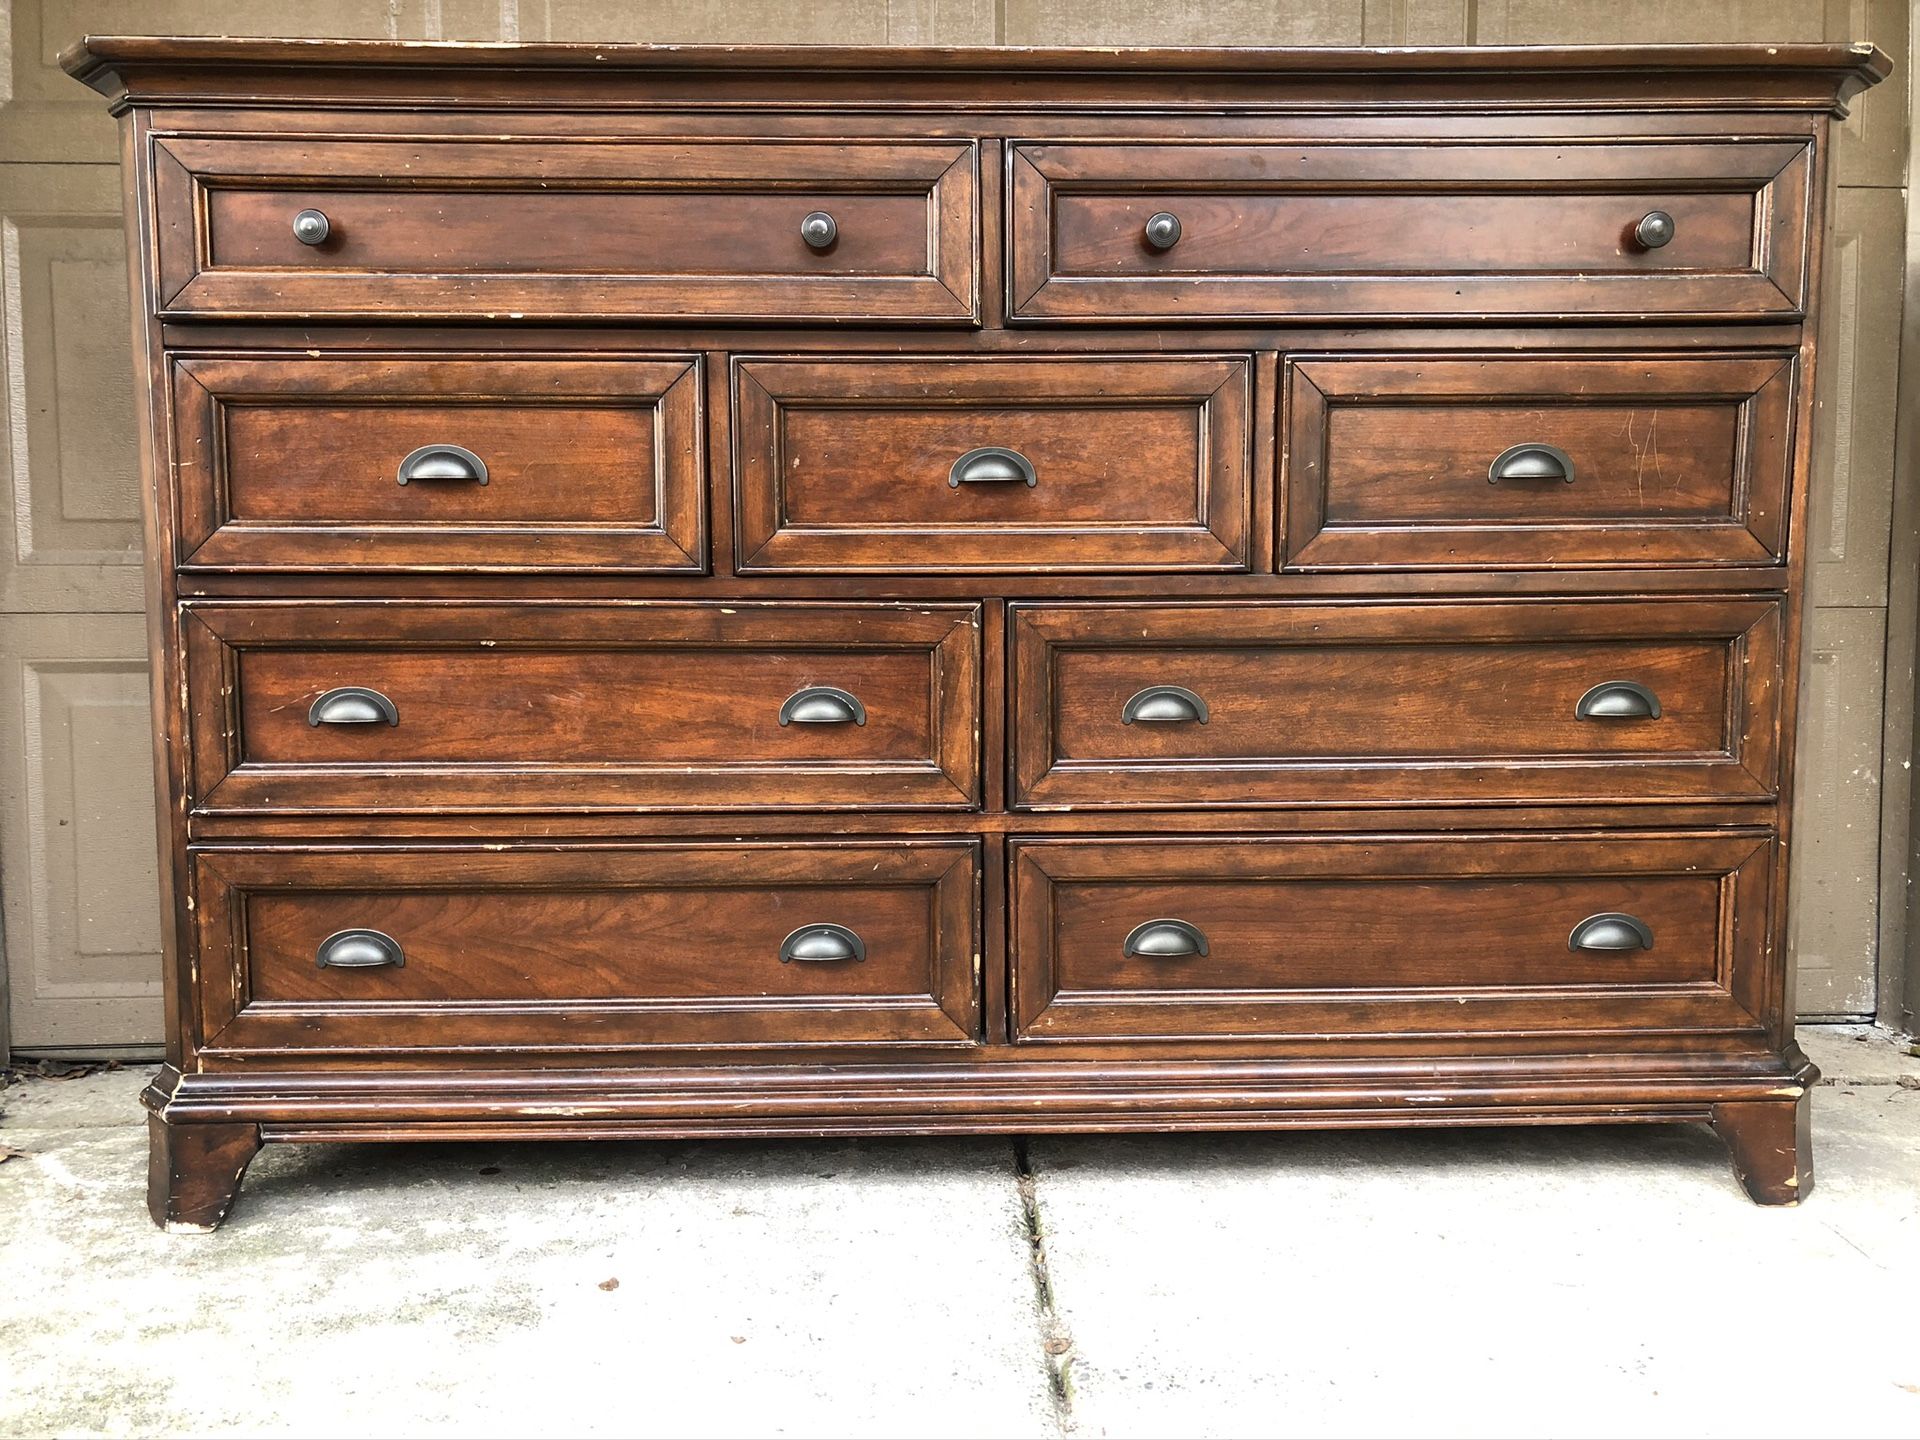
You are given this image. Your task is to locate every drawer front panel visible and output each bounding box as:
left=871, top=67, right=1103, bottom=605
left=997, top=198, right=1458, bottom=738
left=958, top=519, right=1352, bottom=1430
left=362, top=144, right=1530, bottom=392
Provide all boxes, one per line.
left=1011, top=833, right=1772, bottom=1041
left=153, top=136, right=977, bottom=321
left=1011, top=600, right=1781, bottom=808
left=193, top=842, right=980, bottom=1053
left=1285, top=354, right=1796, bottom=571
left=184, top=602, right=980, bottom=813
left=174, top=355, right=703, bottom=572
left=734, top=355, right=1251, bottom=573
left=1009, top=140, right=1809, bottom=322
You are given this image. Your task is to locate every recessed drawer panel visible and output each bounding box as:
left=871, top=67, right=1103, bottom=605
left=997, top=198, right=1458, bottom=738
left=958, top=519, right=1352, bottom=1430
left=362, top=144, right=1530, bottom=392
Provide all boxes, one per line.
left=192, top=841, right=981, bottom=1054
left=1010, top=599, right=1781, bottom=809
left=1010, top=833, right=1772, bottom=1042
left=184, top=602, right=980, bottom=814
left=733, top=355, right=1251, bottom=573
left=152, top=136, right=977, bottom=322
left=1009, top=139, right=1810, bottom=322
left=1284, top=354, right=1797, bottom=571
left=173, top=355, right=703, bottom=572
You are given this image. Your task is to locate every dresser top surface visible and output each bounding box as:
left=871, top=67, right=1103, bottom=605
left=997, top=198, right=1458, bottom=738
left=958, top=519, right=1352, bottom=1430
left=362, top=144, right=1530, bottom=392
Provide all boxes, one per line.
left=63, top=36, right=1889, bottom=115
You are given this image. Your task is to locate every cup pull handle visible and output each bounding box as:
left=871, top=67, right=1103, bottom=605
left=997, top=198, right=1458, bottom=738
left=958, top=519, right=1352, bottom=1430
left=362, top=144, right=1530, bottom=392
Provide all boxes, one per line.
left=308, top=687, right=399, bottom=727
left=1488, top=444, right=1574, bottom=485
left=1121, top=686, right=1210, bottom=725
left=1575, top=681, right=1662, bottom=720
left=317, top=928, right=405, bottom=969
left=1568, top=913, right=1654, bottom=953
left=1123, top=919, right=1210, bottom=959
left=779, top=687, right=867, bottom=726
left=779, top=924, right=866, bottom=964
left=949, top=447, right=1038, bottom=488
left=397, top=444, right=488, bottom=486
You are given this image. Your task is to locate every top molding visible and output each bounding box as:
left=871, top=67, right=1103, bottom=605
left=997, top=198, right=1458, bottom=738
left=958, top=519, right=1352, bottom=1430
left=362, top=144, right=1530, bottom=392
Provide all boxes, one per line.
left=62, top=37, right=1891, bottom=118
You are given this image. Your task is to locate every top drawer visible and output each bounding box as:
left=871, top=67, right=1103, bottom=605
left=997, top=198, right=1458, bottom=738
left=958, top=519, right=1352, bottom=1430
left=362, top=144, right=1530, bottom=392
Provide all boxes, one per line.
left=1008, top=139, right=1810, bottom=323
left=150, top=136, right=978, bottom=323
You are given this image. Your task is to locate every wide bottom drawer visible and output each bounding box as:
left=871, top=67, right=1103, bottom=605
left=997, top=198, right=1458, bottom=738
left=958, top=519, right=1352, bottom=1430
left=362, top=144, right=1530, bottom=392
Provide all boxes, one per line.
left=1010, top=832, right=1773, bottom=1042
left=192, top=841, right=980, bottom=1054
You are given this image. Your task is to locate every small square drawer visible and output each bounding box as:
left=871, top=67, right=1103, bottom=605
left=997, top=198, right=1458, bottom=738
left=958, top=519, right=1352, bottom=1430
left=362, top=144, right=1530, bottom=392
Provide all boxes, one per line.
left=173, top=354, right=703, bottom=572
left=1009, top=832, right=1773, bottom=1042
left=190, top=840, right=981, bottom=1055
left=1009, top=138, right=1810, bottom=322
left=734, top=354, right=1251, bottom=573
left=183, top=601, right=981, bottom=814
left=151, top=135, right=977, bottom=322
left=1283, top=353, right=1796, bottom=571
left=1010, top=598, right=1782, bottom=809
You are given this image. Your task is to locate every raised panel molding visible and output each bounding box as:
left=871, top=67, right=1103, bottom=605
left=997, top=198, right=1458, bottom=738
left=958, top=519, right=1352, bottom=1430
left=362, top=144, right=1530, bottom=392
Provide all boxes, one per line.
left=0, top=164, right=144, bottom=613
left=0, top=613, right=161, bottom=1050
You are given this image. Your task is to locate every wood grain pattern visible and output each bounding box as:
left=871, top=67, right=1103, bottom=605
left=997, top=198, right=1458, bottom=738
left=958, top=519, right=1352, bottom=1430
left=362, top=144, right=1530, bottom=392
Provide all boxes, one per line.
left=173, top=354, right=705, bottom=572
left=58, top=37, right=1884, bottom=1222
left=1283, top=353, right=1797, bottom=571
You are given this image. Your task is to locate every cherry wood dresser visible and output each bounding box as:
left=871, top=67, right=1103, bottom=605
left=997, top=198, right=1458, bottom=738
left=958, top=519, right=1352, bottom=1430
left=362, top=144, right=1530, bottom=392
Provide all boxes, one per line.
left=64, top=36, right=1889, bottom=1228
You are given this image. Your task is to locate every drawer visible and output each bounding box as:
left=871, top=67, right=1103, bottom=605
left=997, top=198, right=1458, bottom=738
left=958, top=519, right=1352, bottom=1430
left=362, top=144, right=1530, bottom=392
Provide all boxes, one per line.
left=150, top=135, right=977, bottom=322
left=1010, top=599, right=1781, bottom=809
left=190, top=841, right=980, bottom=1054
left=172, top=355, right=703, bottom=572
left=1009, top=833, right=1772, bottom=1042
left=183, top=602, right=980, bottom=814
left=1284, top=354, right=1796, bottom=571
left=1008, top=139, right=1810, bottom=322
left=734, top=355, right=1251, bottom=573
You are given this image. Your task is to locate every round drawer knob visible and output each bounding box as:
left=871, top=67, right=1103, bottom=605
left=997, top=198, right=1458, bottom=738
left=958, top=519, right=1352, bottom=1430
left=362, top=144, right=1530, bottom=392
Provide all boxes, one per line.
left=800, top=211, right=838, bottom=250
left=291, top=208, right=331, bottom=246
left=1144, top=211, right=1182, bottom=251
left=1633, top=210, right=1675, bottom=250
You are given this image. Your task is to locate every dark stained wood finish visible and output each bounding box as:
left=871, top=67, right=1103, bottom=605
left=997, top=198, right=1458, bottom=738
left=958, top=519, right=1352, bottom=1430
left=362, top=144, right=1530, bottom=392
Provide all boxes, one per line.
left=1283, top=354, right=1797, bottom=572
left=182, top=601, right=981, bottom=813
left=1009, top=140, right=1811, bottom=323
left=189, top=841, right=981, bottom=1054
left=63, top=38, right=1885, bottom=1223
left=1011, top=599, right=1783, bottom=809
left=1009, top=832, right=1773, bottom=1042
left=149, top=136, right=978, bottom=324
left=733, top=355, right=1250, bottom=573
left=173, top=354, right=704, bottom=572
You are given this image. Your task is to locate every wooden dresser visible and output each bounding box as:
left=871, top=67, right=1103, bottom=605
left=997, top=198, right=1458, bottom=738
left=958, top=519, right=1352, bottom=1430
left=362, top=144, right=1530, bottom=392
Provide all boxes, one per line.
left=65, top=37, right=1889, bottom=1228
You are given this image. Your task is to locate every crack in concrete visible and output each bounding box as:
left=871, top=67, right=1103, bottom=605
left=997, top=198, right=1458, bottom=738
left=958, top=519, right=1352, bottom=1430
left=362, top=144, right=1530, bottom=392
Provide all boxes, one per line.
left=1013, top=1138, right=1076, bottom=1431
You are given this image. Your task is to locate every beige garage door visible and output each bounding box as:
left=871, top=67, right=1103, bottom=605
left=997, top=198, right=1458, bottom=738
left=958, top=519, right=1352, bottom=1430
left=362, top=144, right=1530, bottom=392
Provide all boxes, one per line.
left=0, top=0, right=1907, bottom=1051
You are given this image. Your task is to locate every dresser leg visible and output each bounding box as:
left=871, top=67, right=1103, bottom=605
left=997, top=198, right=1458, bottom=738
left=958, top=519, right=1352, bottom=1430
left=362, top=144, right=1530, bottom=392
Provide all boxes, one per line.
left=147, top=1114, right=262, bottom=1232
left=1710, top=1095, right=1813, bottom=1206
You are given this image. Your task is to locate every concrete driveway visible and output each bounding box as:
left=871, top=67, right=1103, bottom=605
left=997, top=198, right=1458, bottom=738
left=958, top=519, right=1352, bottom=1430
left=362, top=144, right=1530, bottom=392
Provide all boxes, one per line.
left=3, top=1025, right=1915, bottom=1438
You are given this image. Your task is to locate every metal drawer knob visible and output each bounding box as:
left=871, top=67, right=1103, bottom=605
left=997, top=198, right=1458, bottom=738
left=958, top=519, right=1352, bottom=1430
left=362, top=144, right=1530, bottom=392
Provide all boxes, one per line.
left=308, top=687, right=399, bottom=727
left=1121, top=686, right=1210, bottom=725
left=949, top=447, right=1037, bottom=488
left=1634, top=210, right=1676, bottom=249
left=779, top=686, right=866, bottom=726
left=317, top=928, right=404, bottom=969
left=1568, top=913, right=1654, bottom=953
left=1489, top=443, right=1574, bottom=485
left=1123, top=919, right=1210, bottom=959
left=779, top=923, right=866, bottom=964
left=800, top=211, right=838, bottom=250
left=398, top=444, right=488, bottom=486
left=292, top=208, right=331, bottom=246
left=1144, top=212, right=1182, bottom=250
left=1575, top=681, right=1661, bottom=720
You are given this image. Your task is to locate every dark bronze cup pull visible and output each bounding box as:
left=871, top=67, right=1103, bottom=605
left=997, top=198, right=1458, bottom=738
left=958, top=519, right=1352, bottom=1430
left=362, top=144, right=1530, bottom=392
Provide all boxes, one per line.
left=1123, top=919, right=1210, bottom=959
left=1144, top=211, right=1182, bottom=250
left=779, top=686, right=867, bottom=727
left=1575, top=681, right=1662, bottom=720
left=800, top=211, right=838, bottom=250
left=779, top=923, right=866, bottom=964
left=1121, top=685, right=1210, bottom=725
left=949, top=447, right=1038, bottom=488
left=1488, top=443, right=1574, bottom=485
left=291, top=208, right=331, bottom=245
left=397, top=444, right=488, bottom=486
left=1634, top=210, right=1676, bottom=249
left=316, top=928, right=404, bottom=969
left=308, top=686, right=399, bottom=727
left=1568, top=913, right=1654, bottom=953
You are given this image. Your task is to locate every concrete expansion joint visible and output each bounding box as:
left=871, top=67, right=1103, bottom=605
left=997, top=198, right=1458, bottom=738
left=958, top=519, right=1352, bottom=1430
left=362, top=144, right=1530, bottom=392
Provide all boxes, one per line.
left=1013, top=1138, right=1078, bottom=1431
